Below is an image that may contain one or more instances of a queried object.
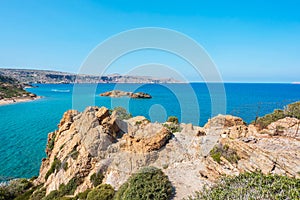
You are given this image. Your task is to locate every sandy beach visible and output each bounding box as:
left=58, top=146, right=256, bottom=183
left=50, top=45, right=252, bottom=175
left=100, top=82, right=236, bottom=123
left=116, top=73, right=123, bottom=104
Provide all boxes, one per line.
left=0, top=96, right=41, bottom=106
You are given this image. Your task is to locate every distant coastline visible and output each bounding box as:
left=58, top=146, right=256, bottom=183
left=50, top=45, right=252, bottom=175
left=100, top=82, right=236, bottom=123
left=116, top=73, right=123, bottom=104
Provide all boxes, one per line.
left=0, top=68, right=180, bottom=84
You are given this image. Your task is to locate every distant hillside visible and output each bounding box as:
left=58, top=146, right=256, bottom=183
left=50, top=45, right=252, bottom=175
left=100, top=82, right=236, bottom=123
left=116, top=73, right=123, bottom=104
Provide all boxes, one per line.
left=0, top=74, right=30, bottom=99
left=0, top=69, right=179, bottom=84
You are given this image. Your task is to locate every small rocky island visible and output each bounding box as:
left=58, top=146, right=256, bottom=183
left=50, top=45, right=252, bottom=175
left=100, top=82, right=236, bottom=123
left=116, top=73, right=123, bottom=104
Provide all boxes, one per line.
left=0, top=74, right=39, bottom=105
left=100, top=90, right=152, bottom=99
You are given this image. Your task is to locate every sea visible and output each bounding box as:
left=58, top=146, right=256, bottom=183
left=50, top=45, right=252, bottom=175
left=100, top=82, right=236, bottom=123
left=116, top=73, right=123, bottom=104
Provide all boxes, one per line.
left=0, top=83, right=300, bottom=181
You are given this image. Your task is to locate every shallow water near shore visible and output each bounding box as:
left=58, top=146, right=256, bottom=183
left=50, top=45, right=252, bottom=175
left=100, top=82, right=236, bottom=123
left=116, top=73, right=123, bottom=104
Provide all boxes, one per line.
left=0, top=83, right=300, bottom=180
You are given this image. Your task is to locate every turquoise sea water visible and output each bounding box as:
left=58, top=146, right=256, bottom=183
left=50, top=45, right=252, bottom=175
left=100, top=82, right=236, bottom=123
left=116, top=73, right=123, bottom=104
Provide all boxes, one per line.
left=0, top=83, right=300, bottom=180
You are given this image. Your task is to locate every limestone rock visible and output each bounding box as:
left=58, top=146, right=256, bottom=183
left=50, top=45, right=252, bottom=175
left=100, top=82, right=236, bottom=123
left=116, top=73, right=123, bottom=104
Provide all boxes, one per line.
left=121, top=124, right=172, bottom=153
left=34, top=108, right=300, bottom=200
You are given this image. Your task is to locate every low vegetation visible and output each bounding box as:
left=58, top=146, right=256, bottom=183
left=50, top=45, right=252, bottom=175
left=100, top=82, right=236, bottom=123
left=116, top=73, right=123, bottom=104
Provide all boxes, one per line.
left=45, top=157, right=62, bottom=180
left=209, top=143, right=240, bottom=164
left=42, top=176, right=83, bottom=200
left=90, top=172, right=104, bottom=187
left=47, top=133, right=56, bottom=152
left=0, top=74, right=30, bottom=99
left=114, top=166, right=173, bottom=200
left=167, top=116, right=179, bottom=124
left=0, top=178, right=32, bottom=200
left=112, top=107, right=132, bottom=120
left=86, top=184, right=115, bottom=200
left=30, top=187, right=46, bottom=200
left=187, top=172, right=300, bottom=200
left=254, top=101, right=300, bottom=129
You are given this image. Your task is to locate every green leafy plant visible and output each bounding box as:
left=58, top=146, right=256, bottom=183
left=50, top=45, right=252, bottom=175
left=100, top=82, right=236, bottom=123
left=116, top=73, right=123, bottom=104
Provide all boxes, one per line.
left=62, top=161, right=68, bottom=171
left=60, top=177, right=83, bottom=195
left=254, top=101, right=300, bottom=129
left=74, top=189, right=91, bottom=200
left=284, top=101, right=300, bottom=119
left=209, top=144, right=240, bottom=164
left=42, top=177, right=83, bottom=199
left=114, top=166, right=173, bottom=200
left=135, top=121, right=142, bottom=125
left=69, top=145, right=79, bottom=160
left=86, top=184, right=115, bottom=200
left=186, top=172, right=300, bottom=200
left=47, top=133, right=56, bottom=152
left=45, top=157, right=61, bottom=180
left=30, top=187, right=46, bottom=200
left=167, top=116, right=179, bottom=124
left=163, top=123, right=182, bottom=133
left=90, top=172, right=104, bottom=187
left=0, top=178, right=33, bottom=200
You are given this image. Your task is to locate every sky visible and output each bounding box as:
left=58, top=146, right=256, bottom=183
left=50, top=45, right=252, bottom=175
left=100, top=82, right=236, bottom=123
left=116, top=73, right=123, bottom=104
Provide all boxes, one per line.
left=0, top=0, right=300, bottom=82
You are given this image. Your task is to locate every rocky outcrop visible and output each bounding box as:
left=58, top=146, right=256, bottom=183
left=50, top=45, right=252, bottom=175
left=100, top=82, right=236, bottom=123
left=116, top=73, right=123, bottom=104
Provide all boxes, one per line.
left=34, top=108, right=300, bottom=199
left=100, top=90, right=152, bottom=99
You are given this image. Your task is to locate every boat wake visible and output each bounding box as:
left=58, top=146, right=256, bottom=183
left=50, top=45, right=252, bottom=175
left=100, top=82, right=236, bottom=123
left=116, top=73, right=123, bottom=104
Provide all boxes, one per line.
left=51, top=89, right=70, bottom=93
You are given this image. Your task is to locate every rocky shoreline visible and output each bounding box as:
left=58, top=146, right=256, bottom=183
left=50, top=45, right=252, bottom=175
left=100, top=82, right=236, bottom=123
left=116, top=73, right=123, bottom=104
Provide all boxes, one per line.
left=0, top=103, right=299, bottom=199
left=30, top=105, right=299, bottom=199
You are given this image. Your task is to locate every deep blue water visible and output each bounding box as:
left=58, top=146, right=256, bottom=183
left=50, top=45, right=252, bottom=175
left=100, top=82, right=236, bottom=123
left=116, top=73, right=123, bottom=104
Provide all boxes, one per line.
left=0, top=83, right=300, bottom=180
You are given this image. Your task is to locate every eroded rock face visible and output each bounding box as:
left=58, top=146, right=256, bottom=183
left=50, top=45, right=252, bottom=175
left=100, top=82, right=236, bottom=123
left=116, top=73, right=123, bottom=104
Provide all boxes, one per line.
left=35, top=109, right=300, bottom=200
left=121, top=124, right=172, bottom=153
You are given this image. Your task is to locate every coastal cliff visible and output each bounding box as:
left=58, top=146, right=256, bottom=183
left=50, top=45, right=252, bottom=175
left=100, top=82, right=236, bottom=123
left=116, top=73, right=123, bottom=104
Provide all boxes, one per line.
left=28, top=105, right=300, bottom=199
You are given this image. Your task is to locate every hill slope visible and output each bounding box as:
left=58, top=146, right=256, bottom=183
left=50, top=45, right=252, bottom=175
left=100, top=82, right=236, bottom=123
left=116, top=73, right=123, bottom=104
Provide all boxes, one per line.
left=0, top=68, right=180, bottom=84
left=0, top=74, right=38, bottom=104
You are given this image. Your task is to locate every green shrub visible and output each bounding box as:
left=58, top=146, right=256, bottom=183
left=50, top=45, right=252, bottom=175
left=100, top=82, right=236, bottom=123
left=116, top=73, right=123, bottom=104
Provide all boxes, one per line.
left=47, top=133, right=56, bottom=152
left=0, top=178, right=33, bottom=200
left=187, top=172, right=300, bottom=200
left=210, top=144, right=240, bottom=164
left=254, top=101, right=300, bottom=129
left=42, top=177, right=83, bottom=199
left=284, top=101, right=300, bottom=119
left=163, top=123, right=182, bottom=133
left=112, top=107, right=132, bottom=120
left=114, top=166, right=173, bottom=200
left=42, top=190, right=61, bottom=200
left=14, top=184, right=42, bottom=200
left=167, top=116, right=179, bottom=124
left=45, top=157, right=61, bottom=180
left=135, top=121, right=142, bottom=125
left=255, top=109, right=285, bottom=129
left=74, top=189, right=91, bottom=200
left=62, top=161, right=68, bottom=171
left=90, top=172, right=104, bottom=187
left=69, top=145, right=79, bottom=160
left=59, top=177, right=83, bottom=195
left=30, top=187, right=46, bottom=200
left=86, top=184, right=115, bottom=200
left=0, top=187, right=13, bottom=200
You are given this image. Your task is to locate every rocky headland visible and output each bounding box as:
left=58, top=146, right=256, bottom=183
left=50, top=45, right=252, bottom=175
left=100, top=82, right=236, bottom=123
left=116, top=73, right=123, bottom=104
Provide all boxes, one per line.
left=21, top=103, right=298, bottom=199
left=1, top=103, right=299, bottom=199
left=100, top=90, right=152, bottom=99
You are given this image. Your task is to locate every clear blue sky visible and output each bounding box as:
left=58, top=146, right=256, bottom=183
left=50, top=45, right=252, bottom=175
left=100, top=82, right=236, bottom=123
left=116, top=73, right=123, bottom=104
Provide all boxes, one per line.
left=0, top=0, right=299, bottom=82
